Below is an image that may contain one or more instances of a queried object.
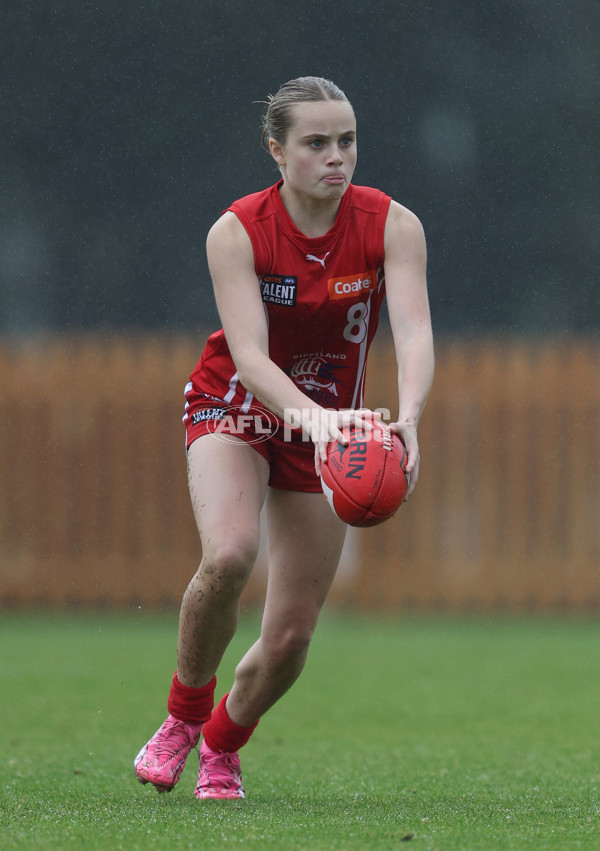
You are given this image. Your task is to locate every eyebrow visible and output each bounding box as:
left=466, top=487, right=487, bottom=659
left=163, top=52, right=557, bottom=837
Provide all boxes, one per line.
left=300, top=130, right=357, bottom=140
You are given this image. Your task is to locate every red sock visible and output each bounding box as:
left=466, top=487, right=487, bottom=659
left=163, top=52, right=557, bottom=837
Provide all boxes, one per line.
left=167, top=672, right=216, bottom=725
left=202, top=693, right=259, bottom=753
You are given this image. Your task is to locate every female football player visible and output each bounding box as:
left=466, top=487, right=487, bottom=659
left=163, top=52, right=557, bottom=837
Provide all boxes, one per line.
left=135, top=76, right=434, bottom=799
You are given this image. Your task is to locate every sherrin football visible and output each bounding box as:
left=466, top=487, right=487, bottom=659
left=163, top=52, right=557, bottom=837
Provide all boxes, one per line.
left=320, top=421, right=409, bottom=527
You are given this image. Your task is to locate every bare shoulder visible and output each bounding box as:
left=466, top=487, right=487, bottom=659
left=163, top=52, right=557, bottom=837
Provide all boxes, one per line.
left=206, top=211, right=254, bottom=264
left=384, top=200, right=426, bottom=249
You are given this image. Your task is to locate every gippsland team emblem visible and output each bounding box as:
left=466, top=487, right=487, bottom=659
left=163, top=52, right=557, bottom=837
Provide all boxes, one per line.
left=288, top=356, right=347, bottom=408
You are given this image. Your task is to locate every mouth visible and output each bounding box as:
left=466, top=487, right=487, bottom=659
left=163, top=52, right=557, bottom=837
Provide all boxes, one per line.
left=322, top=174, right=346, bottom=185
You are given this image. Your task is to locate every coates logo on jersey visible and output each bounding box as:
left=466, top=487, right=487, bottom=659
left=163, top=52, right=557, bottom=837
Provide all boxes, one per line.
left=261, top=274, right=298, bottom=307
left=194, top=404, right=280, bottom=445
left=327, top=270, right=377, bottom=300
left=288, top=356, right=346, bottom=408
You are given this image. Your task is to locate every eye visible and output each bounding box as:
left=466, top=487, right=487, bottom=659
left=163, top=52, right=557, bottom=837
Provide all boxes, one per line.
left=340, top=137, right=355, bottom=147
left=309, top=139, right=323, bottom=149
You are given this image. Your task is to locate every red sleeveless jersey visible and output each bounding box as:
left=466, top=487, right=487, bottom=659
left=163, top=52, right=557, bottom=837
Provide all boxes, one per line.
left=189, top=180, right=391, bottom=418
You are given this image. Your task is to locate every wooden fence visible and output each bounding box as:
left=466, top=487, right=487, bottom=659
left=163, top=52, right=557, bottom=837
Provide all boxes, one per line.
left=1, top=334, right=598, bottom=612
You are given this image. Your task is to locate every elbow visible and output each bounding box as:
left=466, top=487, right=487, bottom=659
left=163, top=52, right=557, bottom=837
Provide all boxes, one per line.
left=233, top=360, right=253, bottom=392
left=231, top=347, right=264, bottom=395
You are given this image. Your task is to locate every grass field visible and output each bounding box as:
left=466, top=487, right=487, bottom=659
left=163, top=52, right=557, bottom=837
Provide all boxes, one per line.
left=1, top=611, right=599, bottom=849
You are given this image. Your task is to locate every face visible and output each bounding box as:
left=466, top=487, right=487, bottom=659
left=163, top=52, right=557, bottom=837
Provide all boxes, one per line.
left=269, top=100, right=357, bottom=201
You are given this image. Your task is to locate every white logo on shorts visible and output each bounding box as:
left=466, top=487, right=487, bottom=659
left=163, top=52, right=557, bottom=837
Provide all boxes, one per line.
left=205, top=404, right=280, bottom=445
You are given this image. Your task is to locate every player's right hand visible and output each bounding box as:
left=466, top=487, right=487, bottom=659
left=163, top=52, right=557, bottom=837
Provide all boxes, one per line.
left=307, top=408, right=382, bottom=476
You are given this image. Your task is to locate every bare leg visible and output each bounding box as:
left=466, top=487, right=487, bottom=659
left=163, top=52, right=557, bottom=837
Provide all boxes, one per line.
left=225, top=488, right=347, bottom=726
left=177, top=435, right=269, bottom=687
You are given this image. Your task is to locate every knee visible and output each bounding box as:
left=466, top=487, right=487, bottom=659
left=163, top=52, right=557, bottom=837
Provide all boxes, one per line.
left=200, top=538, right=258, bottom=591
left=261, top=620, right=315, bottom=665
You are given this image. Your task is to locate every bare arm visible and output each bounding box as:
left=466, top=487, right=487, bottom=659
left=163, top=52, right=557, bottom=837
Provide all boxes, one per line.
left=207, top=212, right=318, bottom=421
left=383, top=201, right=434, bottom=498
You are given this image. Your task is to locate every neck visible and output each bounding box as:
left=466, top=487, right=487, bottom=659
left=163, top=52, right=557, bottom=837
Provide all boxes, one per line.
left=278, top=183, right=344, bottom=238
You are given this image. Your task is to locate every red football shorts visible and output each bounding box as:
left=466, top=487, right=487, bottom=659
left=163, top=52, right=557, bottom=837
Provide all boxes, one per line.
left=183, top=388, right=321, bottom=493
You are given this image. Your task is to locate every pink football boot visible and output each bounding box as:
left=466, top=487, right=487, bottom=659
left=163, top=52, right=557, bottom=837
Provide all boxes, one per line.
left=134, top=715, right=203, bottom=792
left=195, top=740, right=245, bottom=800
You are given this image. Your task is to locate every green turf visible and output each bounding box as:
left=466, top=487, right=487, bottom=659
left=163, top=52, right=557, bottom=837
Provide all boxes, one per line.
left=1, top=611, right=599, bottom=849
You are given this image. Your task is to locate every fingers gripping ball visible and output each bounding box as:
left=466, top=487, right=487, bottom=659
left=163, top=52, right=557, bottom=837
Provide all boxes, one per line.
left=320, top=422, right=409, bottom=527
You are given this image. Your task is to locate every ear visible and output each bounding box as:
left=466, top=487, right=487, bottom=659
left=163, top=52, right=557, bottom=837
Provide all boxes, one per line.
left=269, top=138, right=286, bottom=167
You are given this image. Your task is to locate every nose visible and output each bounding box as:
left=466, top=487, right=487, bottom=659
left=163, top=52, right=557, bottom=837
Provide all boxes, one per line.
left=325, top=143, right=343, bottom=165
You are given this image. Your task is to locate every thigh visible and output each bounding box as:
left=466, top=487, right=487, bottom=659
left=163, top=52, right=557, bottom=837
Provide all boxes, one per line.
left=262, top=488, right=347, bottom=629
left=187, top=434, right=270, bottom=560
left=268, top=433, right=321, bottom=492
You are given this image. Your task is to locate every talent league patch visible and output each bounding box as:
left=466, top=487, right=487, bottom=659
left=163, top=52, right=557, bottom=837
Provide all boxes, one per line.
left=260, top=274, right=298, bottom=306
left=191, top=406, right=227, bottom=424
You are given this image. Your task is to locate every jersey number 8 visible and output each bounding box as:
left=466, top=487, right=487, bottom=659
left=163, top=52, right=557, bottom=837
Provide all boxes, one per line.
left=343, top=302, right=369, bottom=344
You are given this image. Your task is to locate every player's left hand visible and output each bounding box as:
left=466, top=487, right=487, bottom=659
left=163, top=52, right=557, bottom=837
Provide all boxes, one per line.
left=390, top=420, right=419, bottom=499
